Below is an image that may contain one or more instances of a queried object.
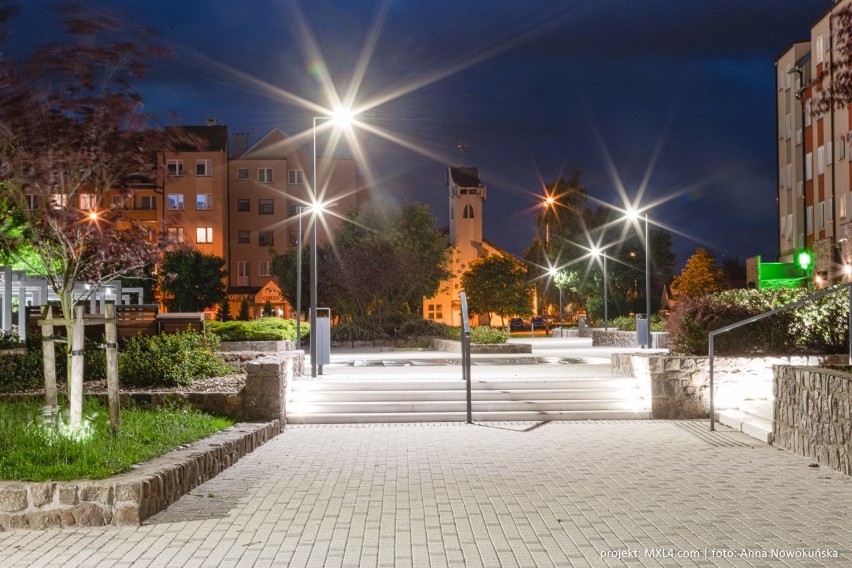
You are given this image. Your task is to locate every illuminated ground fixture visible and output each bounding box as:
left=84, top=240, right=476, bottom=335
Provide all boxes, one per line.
left=795, top=250, right=813, bottom=272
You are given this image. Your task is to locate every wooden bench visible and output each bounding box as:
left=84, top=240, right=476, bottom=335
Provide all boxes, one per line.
left=156, top=312, right=206, bottom=335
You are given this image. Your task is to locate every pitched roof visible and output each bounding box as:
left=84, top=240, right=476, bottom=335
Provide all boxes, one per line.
left=166, top=125, right=228, bottom=152
left=241, top=128, right=302, bottom=160
left=448, top=166, right=483, bottom=188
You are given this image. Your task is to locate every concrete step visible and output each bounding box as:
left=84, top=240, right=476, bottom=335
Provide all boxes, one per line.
left=288, top=398, right=650, bottom=415
left=739, top=399, right=773, bottom=420
left=290, top=377, right=640, bottom=392
left=287, top=409, right=653, bottom=424
left=290, top=388, right=641, bottom=403
left=716, top=409, right=773, bottom=444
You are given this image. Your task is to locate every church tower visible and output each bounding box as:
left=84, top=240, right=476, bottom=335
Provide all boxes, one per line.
left=447, top=166, right=486, bottom=265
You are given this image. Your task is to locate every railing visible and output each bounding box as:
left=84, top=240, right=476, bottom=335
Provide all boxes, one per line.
left=460, top=291, right=472, bottom=424
left=708, top=282, right=852, bottom=431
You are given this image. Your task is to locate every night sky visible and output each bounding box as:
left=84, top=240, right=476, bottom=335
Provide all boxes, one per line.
left=6, top=1, right=835, bottom=269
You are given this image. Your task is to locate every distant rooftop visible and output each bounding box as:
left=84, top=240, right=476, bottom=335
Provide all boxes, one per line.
left=166, top=125, right=228, bottom=152
left=448, top=166, right=483, bottom=188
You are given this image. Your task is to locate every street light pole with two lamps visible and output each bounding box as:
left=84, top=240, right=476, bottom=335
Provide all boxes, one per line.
left=625, top=209, right=651, bottom=348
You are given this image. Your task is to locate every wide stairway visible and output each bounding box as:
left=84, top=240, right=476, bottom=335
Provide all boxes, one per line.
left=286, top=376, right=651, bottom=424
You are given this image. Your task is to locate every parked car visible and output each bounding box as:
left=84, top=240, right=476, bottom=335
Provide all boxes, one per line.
left=508, top=318, right=526, bottom=332
left=530, top=316, right=547, bottom=332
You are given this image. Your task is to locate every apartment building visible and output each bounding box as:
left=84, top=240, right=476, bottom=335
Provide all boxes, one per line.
left=111, top=121, right=361, bottom=317
left=776, top=0, right=852, bottom=281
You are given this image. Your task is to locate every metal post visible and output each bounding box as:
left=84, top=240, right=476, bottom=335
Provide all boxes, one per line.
left=558, top=287, right=563, bottom=333
left=311, top=117, right=319, bottom=378
left=848, top=285, right=852, bottom=366
left=603, top=255, right=609, bottom=331
left=645, top=214, right=651, bottom=347
left=296, top=210, right=302, bottom=351
left=709, top=334, right=715, bottom=431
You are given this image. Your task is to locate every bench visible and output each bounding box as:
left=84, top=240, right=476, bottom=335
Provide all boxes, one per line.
left=156, top=312, right=206, bottom=335
left=26, top=304, right=160, bottom=340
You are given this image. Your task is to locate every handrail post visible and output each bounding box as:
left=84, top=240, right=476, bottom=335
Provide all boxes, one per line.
left=848, top=285, right=851, bottom=366
left=709, top=334, right=715, bottom=432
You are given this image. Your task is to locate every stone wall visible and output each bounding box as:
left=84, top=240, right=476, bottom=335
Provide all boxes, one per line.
left=0, top=421, right=280, bottom=530
left=219, top=342, right=303, bottom=374
left=592, top=329, right=670, bottom=349
left=774, top=365, right=852, bottom=475
left=613, top=353, right=845, bottom=419
left=430, top=338, right=532, bottom=354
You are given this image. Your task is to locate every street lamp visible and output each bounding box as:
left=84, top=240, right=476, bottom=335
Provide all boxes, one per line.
left=310, top=109, right=354, bottom=377
left=590, top=247, right=609, bottom=330
left=295, top=205, right=310, bottom=352
left=626, top=208, right=651, bottom=347
left=548, top=267, right=564, bottom=332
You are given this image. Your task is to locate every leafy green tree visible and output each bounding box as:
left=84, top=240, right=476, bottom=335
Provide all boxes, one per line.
left=215, top=301, right=232, bottom=322
left=671, top=248, right=729, bottom=299
left=238, top=299, right=251, bottom=321
left=461, top=255, right=533, bottom=326
left=160, top=248, right=227, bottom=312
left=262, top=300, right=275, bottom=317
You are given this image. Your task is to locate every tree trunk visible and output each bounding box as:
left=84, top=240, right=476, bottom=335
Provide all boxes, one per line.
left=40, top=306, right=58, bottom=418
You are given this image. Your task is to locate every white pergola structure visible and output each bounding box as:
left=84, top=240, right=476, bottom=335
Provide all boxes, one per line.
left=0, top=266, right=145, bottom=341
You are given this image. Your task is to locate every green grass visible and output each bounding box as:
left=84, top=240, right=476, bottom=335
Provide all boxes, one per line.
left=0, top=397, right=234, bottom=481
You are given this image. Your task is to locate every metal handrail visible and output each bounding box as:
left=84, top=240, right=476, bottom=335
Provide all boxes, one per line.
left=708, top=282, right=852, bottom=430
left=460, top=291, right=472, bottom=424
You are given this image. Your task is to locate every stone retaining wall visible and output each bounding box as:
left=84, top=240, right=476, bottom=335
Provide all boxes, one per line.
left=430, top=338, right=532, bottom=354
left=774, top=365, right=852, bottom=475
left=219, top=343, right=303, bottom=374
left=592, top=329, right=670, bottom=349
left=613, top=353, right=845, bottom=419
left=0, top=421, right=280, bottom=530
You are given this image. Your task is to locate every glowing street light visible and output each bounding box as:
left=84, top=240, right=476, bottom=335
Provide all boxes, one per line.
left=311, top=109, right=355, bottom=377
left=590, top=246, right=609, bottom=330
left=626, top=207, right=651, bottom=347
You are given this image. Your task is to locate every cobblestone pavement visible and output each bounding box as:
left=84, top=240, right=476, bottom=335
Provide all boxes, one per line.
left=1, top=420, right=850, bottom=568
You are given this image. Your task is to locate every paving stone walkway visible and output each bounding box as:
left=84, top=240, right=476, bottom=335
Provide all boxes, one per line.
left=1, top=420, right=850, bottom=567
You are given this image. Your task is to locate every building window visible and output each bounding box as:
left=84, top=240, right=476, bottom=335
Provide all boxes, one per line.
left=784, top=63, right=791, bottom=90
left=238, top=230, right=250, bottom=244
left=816, top=35, right=824, bottom=63
left=806, top=205, right=814, bottom=234
left=805, top=152, right=813, bottom=181
left=111, top=194, right=130, bottom=209
left=817, top=145, right=825, bottom=175
left=827, top=198, right=834, bottom=222
left=195, top=159, right=212, bottom=176
left=79, top=193, right=97, bottom=210
left=258, top=199, right=274, bottom=215
left=259, top=168, right=273, bottom=183
left=238, top=261, right=250, bottom=286
left=139, top=195, right=157, bottom=210
left=196, top=227, right=213, bottom=244
left=427, top=303, right=443, bottom=320
left=785, top=213, right=793, bottom=241
left=167, top=193, right=184, bottom=210
left=258, top=230, right=274, bottom=247
left=25, top=194, right=39, bottom=210
left=167, top=227, right=184, bottom=243
left=166, top=159, right=184, bottom=176
left=258, top=261, right=271, bottom=277
left=49, top=193, right=68, bottom=209
left=842, top=194, right=848, bottom=219
left=827, top=141, right=833, bottom=166
left=237, top=199, right=250, bottom=212
left=840, top=138, right=847, bottom=161
left=288, top=169, right=304, bottom=184
left=463, top=204, right=474, bottom=219
left=196, top=193, right=213, bottom=210
left=805, top=102, right=812, bottom=127
left=785, top=114, right=791, bottom=140
left=237, top=168, right=249, bottom=180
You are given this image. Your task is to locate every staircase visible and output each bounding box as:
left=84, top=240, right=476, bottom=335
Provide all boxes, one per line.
left=286, top=376, right=650, bottom=424
left=716, top=399, right=774, bottom=444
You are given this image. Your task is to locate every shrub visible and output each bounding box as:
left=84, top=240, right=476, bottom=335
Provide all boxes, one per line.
left=0, top=332, right=24, bottom=350
left=0, top=333, right=106, bottom=393
left=206, top=318, right=305, bottom=342
left=398, top=318, right=453, bottom=339
left=119, top=331, right=232, bottom=387
left=609, top=314, right=666, bottom=332
left=330, top=321, right=389, bottom=343
left=666, top=288, right=847, bottom=355
left=469, top=326, right=508, bottom=344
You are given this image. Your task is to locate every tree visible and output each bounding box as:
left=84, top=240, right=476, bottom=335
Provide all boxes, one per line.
left=159, top=248, right=227, bottom=312
left=0, top=4, right=173, bottom=428
left=813, top=4, right=852, bottom=113
left=216, top=301, right=232, bottom=322
left=238, top=299, right=251, bottom=321
left=671, top=248, right=729, bottom=298
left=461, top=255, right=533, bottom=326
left=262, top=300, right=275, bottom=317
left=274, top=202, right=450, bottom=321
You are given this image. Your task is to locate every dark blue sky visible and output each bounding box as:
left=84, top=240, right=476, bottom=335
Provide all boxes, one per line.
left=7, top=1, right=834, bottom=268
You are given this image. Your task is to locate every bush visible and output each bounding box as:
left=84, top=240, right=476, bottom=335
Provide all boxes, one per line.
left=666, top=288, right=847, bottom=355
left=206, top=318, right=306, bottom=342
left=609, top=314, right=666, bottom=332
left=0, top=333, right=106, bottom=393
left=469, top=326, right=508, bottom=344
left=398, top=318, right=454, bottom=339
left=330, top=321, right=389, bottom=343
left=0, top=331, right=24, bottom=350
left=119, top=331, right=232, bottom=387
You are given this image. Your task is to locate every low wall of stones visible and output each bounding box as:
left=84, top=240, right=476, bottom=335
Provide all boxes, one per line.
left=774, top=365, right=852, bottom=475
left=613, top=353, right=845, bottom=419
left=0, top=421, right=280, bottom=530
left=550, top=328, right=591, bottom=338
left=592, top=329, right=670, bottom=349
left=430, top=338, right=532, bottom=354
left=219, top=342, right=303, bottom=374
left=0, top=351, right=298, bottom=530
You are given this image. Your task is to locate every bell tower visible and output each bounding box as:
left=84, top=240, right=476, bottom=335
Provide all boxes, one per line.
left=447, top=166, right=486, bottom=264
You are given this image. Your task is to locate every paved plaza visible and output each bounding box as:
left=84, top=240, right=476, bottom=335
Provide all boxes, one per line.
left=1, top=419, right=851, bottom=567
left=2, top=339, right=851, bottom=567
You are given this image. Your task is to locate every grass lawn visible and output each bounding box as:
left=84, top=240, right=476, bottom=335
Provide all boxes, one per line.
left=0, top=397, right=234, bottom=482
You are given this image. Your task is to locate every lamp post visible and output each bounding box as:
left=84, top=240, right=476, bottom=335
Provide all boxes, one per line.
left=548, top=267, right=564, bottom=332
left=626, top=208, right=652, bottom=348
left=311, top=117, right=323, bottom=378
left=295, top=206, right=309, bottom=352
left=590, top=247, right=609, bottom=330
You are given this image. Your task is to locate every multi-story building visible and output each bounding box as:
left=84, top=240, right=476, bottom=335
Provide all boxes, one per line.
left=112, top=121, right=361, bottom=317
left=776, top=1, right=852, bottom=282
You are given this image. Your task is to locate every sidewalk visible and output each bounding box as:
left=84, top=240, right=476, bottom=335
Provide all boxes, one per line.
left=1, top=420, right=850, bottom=567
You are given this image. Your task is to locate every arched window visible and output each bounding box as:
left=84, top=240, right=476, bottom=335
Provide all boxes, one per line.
left=463, top=204, right=474, bottom=219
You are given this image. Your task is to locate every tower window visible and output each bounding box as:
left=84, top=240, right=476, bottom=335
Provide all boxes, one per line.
left=463, top=204, right=474, bottom=219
